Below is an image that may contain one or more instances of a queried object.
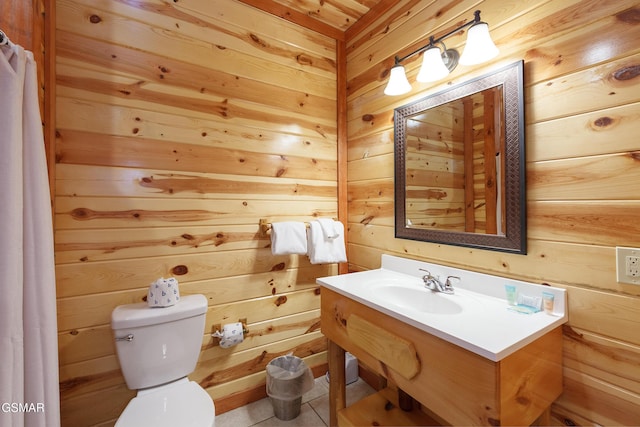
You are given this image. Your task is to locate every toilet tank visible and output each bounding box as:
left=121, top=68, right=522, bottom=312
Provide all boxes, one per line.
left=111, top=294, right=208, bottom=390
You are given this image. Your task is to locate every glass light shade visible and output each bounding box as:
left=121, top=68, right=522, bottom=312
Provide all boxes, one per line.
left=459, top=22, right=499, bottom=65
left=384, top=65, right=412, bottom=96
left=416, top=46, right=450, bottom=82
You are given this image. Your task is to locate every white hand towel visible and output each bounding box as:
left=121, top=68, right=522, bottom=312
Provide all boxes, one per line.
left=317, top=218, right=339, bottom=239
left=307, top=219, right=347, bottom=264
left=148, top=277, right=180, bottom=307
left=270, top=221, right=308, bottom=255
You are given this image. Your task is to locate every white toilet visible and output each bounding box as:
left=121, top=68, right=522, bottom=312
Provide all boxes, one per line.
left=111, top=294, right=215, bottom=427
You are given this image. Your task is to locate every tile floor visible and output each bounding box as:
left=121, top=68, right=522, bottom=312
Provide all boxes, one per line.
left=216, top=376, right=375, bottom=427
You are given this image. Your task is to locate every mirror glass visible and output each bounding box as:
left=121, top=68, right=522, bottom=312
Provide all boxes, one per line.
left=394, top=61, right=526, bottom=253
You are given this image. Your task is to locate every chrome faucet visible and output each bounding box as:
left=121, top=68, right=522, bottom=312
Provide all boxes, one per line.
left=419, top=269, right=459, bottom=294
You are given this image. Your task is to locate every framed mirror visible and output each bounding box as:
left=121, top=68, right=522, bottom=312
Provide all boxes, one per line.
left=394, top=61, right=525, bottom=254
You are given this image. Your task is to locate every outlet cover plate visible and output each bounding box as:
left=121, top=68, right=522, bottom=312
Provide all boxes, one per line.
left=616, top=246, right=640, bottom=285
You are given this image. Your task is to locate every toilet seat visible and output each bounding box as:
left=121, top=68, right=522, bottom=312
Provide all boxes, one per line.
left=116, top=378, right=215, bottom=427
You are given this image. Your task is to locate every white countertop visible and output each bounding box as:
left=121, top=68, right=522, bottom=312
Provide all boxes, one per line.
left=318, top=255, right=567, bottom=361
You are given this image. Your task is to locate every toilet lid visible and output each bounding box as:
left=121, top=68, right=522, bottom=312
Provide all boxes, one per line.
left=116, top=380, right=215, bottom=427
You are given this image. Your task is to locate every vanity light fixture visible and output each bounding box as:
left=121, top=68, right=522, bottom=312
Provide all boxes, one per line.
left=384, top=10, right=499, bottom=96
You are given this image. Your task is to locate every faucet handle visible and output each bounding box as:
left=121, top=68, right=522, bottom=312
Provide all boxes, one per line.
left=419, top=268, right=434, bottom=280
left=444, top=275, right=460, bottom=291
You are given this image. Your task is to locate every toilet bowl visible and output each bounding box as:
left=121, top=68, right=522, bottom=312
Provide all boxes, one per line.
left=111, top=294, right=215, bottom=427
left=116, top=378, right=214, bottom=427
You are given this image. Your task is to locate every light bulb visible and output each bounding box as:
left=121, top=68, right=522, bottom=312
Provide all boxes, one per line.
left=416, top=46, right=450, bottom=82
left=384, top=64, right=412, bottom=96
left=459, top=22, right=499, bottom=65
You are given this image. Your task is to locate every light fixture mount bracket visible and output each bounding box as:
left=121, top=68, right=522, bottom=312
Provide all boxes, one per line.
left=441, top=45, right=459, bottom=72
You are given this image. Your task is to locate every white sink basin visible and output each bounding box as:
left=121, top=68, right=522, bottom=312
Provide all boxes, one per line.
left=317, top=254, right=568, bottom=361
left=372, top=285, right=463, bottom=315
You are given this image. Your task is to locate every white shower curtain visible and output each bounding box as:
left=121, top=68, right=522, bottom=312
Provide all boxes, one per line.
left=0, top=41, right=60, bottom=427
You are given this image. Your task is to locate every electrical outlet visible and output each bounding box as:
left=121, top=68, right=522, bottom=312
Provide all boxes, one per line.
left=627, top=255, right=640, bottom=276
left=616, top=247, right=640, bottom=285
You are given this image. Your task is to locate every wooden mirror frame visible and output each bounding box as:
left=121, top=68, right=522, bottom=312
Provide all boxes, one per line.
left=394, top=61, right=526, bottom=254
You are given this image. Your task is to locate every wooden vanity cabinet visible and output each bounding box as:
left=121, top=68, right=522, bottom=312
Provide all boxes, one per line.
left=321, top=288, right=563, bottom=426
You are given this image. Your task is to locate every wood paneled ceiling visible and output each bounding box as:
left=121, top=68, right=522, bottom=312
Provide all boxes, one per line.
left=237, top=0, right=396, bottom=41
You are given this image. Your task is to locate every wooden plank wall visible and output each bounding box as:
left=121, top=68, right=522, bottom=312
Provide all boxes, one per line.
left=345, top=0, right=640, bottom=425
left=54, top=0, right=337, bottom=425
left=405, top=104, right=466, bottom=230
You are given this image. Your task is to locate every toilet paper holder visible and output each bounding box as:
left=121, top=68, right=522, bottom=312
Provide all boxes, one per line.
left=211, top=320, right=249, bottom=340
